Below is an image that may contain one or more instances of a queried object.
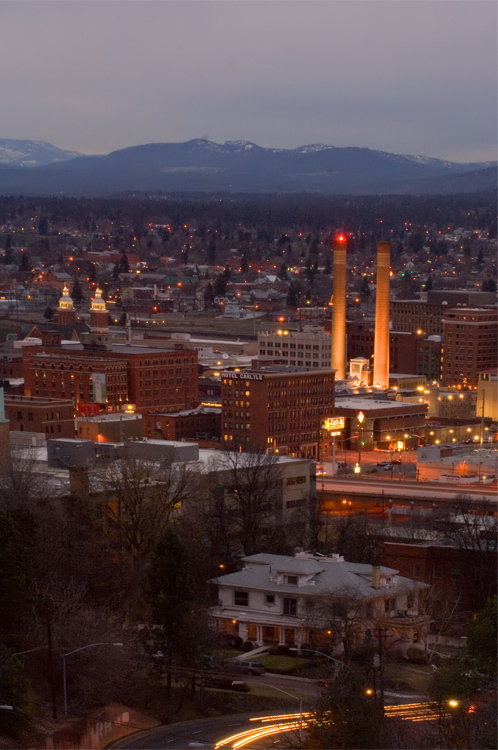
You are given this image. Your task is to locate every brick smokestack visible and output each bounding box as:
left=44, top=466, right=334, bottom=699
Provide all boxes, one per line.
left=331, top=234, right=347, bottom=380
left=373, top=241, right=391, bottom=389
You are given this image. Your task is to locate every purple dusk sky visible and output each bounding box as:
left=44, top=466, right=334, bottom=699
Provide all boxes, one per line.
left=1, top=0, right=496, bottom=162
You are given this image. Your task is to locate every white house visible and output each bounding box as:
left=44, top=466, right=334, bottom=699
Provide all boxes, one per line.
left=210, top=551, right=429, bottom=651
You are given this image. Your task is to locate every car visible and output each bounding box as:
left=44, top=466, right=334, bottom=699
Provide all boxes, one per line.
left=376, top=461, right=390, bottom=467
left=391, top=459, right=402, bottom=465
left=317, top=678, right=332, bottom=689
left=229, top=661, right=266, bottom=676
left=383, top=463, right=393, bottom=471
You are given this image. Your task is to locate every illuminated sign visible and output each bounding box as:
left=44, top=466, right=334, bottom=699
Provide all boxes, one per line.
left=221, top=371, right=264, bottom=381
left=323, top=417, right=345, bottom=431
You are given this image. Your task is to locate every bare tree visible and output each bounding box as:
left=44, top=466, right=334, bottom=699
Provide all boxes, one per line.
left=96, top=456, right=198, bottom=570
left=432, top=495, right=497, bottom=554
left=0, top=446, right=54, bottom=511
left=205, top=448, right=284, bottom=556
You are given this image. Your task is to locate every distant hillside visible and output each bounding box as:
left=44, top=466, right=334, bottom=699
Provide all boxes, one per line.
left=0, top=139, right=83, bottom=168
left=0, top=138, right=494, bottom=196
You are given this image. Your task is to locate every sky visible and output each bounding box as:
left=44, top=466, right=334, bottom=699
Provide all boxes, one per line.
left=1, top=0, right=497, bottom=163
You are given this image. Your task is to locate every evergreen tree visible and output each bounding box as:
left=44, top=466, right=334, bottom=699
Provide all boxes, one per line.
left=278, top=262, right=288, bottom=280
left=43, top=306, right=54, bottom=321
left=72, top=277, right=84, bottom=303
left=38, top=215, right=49, bottom=236
left=145, top=528, right=207, bottom=691
left=20, top=252, right=29, bottom=273
left=213, top=274, right=227, bottom=297
left=3, top=235, right=13, bottom=265
left=207, top=239, right=216, bottom=265
left=119, top=252, right=130, bottom=274
left=203, top=282, right=215, bottom=308
left=286, top=281, right=300, bottom=309
left=308, top=664, right=387, bottom=749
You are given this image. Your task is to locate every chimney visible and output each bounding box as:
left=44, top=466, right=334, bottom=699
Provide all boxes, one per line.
left=373, top=241, right=390, bottom=389
left=371, top=565, right=381, bottom=589
left=331, top=234, right=347, bottom=380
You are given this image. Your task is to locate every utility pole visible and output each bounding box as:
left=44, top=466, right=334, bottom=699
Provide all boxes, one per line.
left=43, top=597, right=57, bottom=720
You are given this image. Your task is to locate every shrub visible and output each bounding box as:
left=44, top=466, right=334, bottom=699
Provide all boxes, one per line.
left=405, top=646, right=427, bottom=664
left=242, top=641, right=254, bottom=652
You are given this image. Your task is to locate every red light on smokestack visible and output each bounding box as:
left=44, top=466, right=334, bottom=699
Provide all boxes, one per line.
left=336, top=234, right=346, bottom=243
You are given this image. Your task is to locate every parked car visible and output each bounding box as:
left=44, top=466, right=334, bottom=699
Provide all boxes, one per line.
left=383, top=463, right=393, bottom=471
left=376, top=461, right=390, bottom=467
left=228, top=661, right=266, bottom=676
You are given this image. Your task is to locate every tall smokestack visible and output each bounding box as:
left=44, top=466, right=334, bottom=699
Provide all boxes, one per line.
left=331, top=234, right=347, bottom=380
left=373, top=241, right=391, bottom=389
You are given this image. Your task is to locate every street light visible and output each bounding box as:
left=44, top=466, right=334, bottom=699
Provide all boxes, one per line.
left=357, top=411, right=365, bottom=471
left=62, top=642, right=123, bottom=718
left=289, top=647, right=342, bottom=676
left=265, top=684, right=303, bottom=745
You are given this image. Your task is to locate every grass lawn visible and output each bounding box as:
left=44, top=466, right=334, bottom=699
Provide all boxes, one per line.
left=385, top=663, right=432, bottom=694
left=255, top=655, right=312, bottom=672
left=247, top=684, right=314, bottom=703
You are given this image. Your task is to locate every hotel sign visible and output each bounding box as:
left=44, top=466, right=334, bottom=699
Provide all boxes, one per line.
left=323, top=417, right=345, bottom=431
left=221, top=371, right=264, bottom=381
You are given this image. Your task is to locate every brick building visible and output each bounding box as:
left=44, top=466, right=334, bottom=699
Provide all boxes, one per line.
left=391, top=291, right=496, bottom=336
left=381, top=541, right=497, bottom=616
left=4, top=395, right=75, bottom=438
left=390, top=300, right=447, bottom=336
left=22, top=344, right=198, bottom=415
left=142, top=404, right=221, bottom=442
left=441, top=308, right=498, bottom=387
left=23, top=286, right=199, bottom=415
left=334, top=397, right=428, bottom=451
left=346, top=322, right=420, bottom=374
left=221, top=366, right=335, bottom=457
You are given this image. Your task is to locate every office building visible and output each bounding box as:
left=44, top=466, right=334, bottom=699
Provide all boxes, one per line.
left=441, top=308, right=498, bottom=387
left=221, top=366, right=335, bottom=458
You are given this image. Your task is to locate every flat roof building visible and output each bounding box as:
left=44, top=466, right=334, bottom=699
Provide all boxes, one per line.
left=221, top=366, right=335, bottom=458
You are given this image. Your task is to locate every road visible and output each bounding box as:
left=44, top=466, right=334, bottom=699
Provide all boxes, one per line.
left=111, top=702, right=439, bottom=749
left=109, top=713, right=266, bottom=750
left=318, top=476, right=497, bottom=504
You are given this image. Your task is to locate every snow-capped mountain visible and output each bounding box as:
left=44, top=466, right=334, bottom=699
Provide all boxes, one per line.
left=0, top=137, right=494, bottom=196
left=0, top=139, right=82, bottom=167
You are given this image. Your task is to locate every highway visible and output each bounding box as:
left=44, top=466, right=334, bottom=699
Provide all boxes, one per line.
left=318, top=476, right=497, bottom=505
left=111, top=703, right=439, bottom=749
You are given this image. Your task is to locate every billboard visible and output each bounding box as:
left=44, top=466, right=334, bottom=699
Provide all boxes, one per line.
left=323, top=416, right=345, bottom=431
left=92, top=373, right=107, bottom=404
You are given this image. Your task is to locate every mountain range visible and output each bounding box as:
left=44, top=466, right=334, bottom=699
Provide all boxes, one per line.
left=0, top=138, right=495, bottom=197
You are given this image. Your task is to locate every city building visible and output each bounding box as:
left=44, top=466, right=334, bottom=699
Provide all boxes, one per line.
left=346, top=322, right=439, bottom=378
left=142, top=404, right=221, bottom=443
left=210, top=551, right=428, bottom=651
left=477, top=369, right=498, bottom=421
left=221, top=366, right=335, bottom=458
left=4, top=395, right=75, bottom=438
left=22, top=343, right=199, bottom=415
left=391, top=290, right=496, bottom=336
left=258, top=328, right=331, bottom=369
left=441, top=308, right=498, bottom=387
left=76, top=412, right=142, bottom=443
left=22, top=284, right=199, bottom=415
left=333, top=397, right=428, bottom=451
left=381, top=540, right=497, bottom=616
